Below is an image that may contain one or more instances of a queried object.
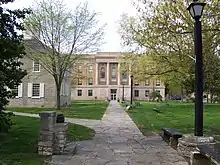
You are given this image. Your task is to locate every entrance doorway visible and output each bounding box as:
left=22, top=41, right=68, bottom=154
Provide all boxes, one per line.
left=110, top=89, right=117, bottom=100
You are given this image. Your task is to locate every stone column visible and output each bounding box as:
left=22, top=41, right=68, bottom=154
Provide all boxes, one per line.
left=106, top=62, right=109, bottom=85
left=38, top=111, right=56, bottom=156
left=95, top=62, right=99, bottom=85
left=118, top=63, right=120, bottom=85
left=54, top=123, right=68, bottom=154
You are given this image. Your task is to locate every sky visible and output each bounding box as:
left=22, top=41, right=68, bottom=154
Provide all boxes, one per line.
left=4, top=0, right=137, bottom=52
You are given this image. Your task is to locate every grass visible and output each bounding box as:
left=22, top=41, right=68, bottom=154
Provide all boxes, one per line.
left=126, top=101, right=220, bottom=140
left=7, top=100, right=109, bottom=120
left=0, top=116, right=95, bottom=165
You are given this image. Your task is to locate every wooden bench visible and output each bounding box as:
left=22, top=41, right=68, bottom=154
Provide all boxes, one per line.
left=191, top=143, right=220, bottom=165
left=162, top=128, right=183, bottom=149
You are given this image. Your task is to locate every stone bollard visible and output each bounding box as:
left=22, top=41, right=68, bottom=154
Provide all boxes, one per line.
left=38, top=111, right=56, bottom=156
left=177, top=134, right=214, bottom=162
left=54, top=123, right=68, bottom=154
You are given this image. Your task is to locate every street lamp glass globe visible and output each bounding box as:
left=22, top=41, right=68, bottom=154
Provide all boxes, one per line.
left=187, top=2, right=206, bottom=20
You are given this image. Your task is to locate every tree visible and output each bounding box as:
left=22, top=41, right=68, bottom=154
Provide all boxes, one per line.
left=25, top=0, right=105, bottom=109
left=0, top=0, right=30, bottom=132
left=119, top=0, right=220, bottom=98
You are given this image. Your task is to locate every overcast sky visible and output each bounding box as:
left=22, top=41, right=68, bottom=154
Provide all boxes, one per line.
left=4, top=0, right=137, bottom=52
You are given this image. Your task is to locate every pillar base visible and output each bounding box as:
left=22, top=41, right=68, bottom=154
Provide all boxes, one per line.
left=177, top=134, right=215, bottom=162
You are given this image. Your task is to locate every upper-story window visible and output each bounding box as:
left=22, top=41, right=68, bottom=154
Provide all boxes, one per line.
left=88, top=65, right=93, bottom=73
left=33, top=60, right=40, bottom=72
left=111, top=65, right=116, bottom=81
left=78, top=65, right=82, bottom=73
left=156, top=79, right=161, bottom=86
left=78, top=79, right=82, bottom=85
left=100, top=67, right=105, bottom=79
left=145, top=79, right=150, bottom=86
left=88, top=78, right=93, bottom=85
left=134, top=82, right=139, bottom=86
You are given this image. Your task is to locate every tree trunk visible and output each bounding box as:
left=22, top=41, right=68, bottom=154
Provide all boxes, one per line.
left=181, top=83, right=184, bottom=102
left=56, top=86, right=61, bottom=110
left=210, top=93, right=213, bottom=103
left=207, top=92, right=209, bottom=103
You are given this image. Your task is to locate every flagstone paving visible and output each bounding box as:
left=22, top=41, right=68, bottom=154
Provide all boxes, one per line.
left=51, top=101, right=188, bottom=165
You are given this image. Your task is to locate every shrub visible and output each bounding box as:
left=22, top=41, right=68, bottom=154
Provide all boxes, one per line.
left=149, top=91, right=163, bottom=102
left=0, top=111, right=14, bottom=133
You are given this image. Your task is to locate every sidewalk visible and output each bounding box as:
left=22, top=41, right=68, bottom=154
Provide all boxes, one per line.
left=51, top=101, right=188, bottom=165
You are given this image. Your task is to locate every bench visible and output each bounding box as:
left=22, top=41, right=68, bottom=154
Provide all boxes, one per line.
left=162, top=128, right=183, bottom=149
left=191, top=143, right=220, bottom=165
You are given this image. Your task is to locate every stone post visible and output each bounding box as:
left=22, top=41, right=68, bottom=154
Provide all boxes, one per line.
left=38, top=111, right=56, bottom=156
left=177, top=134, right=214, bottom=161
left=54, top=123, right=68, bottom=154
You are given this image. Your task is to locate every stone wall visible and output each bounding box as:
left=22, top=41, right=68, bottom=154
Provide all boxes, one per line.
left=38, top=111, right=68, bottom=156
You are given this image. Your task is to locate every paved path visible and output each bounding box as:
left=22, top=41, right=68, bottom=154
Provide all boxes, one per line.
left=51, top=101, right=188, bottom=165
left=6, top=111, right=101, bottom=128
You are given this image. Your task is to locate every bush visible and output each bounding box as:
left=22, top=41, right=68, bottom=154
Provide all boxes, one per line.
left=0, top=111, right=14, bottom=133
left=149, top=91, right=163, bottom=102
left=213, top=96, right=220, bottom=103
left=134, top=102, right=141, bottom=107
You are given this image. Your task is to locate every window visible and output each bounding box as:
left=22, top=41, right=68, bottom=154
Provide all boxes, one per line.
left=121, top=72, right=127, bottom=81
left=78, top=79, right=82, bottom=85
left=145, top=90, right=150, bottom=97
left=88, top=90, right=93, bottom=96
left=88, top=65, right=93, bottom=73
left=100, top=67, right=105, bottom=79
left=88, top=78, right=93, bottom=85
left=78, top=65, right=82, bottom=73
left=32, top=83, right=40, bottom=97
left=33, top=60, right=40, bottom=72
left=134, top=82, right=139, bottom=86
left=145, top=79, right=150, bottom=86
left=77, top=90, right=82, bottom=96
left=156, top=80, right=160, bottom=86
left=111, top=65, right=116, bottom=80
left=134, top=90, right=139, bottom=97
left=12, top=85, right=18, bottom=97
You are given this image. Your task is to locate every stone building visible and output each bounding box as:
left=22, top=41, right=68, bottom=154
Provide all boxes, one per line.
left=8, top=39, right=71, bottom=107
left=71, top=52, right=165, bottom=101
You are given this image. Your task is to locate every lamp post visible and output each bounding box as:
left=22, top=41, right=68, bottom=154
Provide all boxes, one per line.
left=187, top=0, right=206, bottom=136
left=130, top=75, right=133, bottom=105
left=122, top=83, right=125, bottom=101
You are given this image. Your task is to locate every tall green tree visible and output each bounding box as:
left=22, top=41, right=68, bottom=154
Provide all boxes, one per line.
left=25, top=0, right=105, bottom=109
left=119, top=0, right=220, bottom=98
left=0, top=0, right=30, bottom=132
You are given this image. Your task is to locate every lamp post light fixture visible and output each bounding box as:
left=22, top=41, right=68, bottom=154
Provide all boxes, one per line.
left=130, top=75, right=133, bottom=106
left=187, top=0, right=206, bottom=136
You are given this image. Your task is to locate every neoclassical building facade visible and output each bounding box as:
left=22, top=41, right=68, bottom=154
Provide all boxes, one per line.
left=71, top=52, right=165, bottom=101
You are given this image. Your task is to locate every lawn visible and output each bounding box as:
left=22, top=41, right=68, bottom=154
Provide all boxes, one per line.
left=0, top=116, right=95, bottom=165
left=126, top=101, right=220, bottom=140
left=7, top=100, right=109, bottom=120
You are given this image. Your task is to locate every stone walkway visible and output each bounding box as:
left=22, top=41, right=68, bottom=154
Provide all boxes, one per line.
left=51, top=101, right=188, bottom=165
left=9, top=111, right=101, bottom=128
